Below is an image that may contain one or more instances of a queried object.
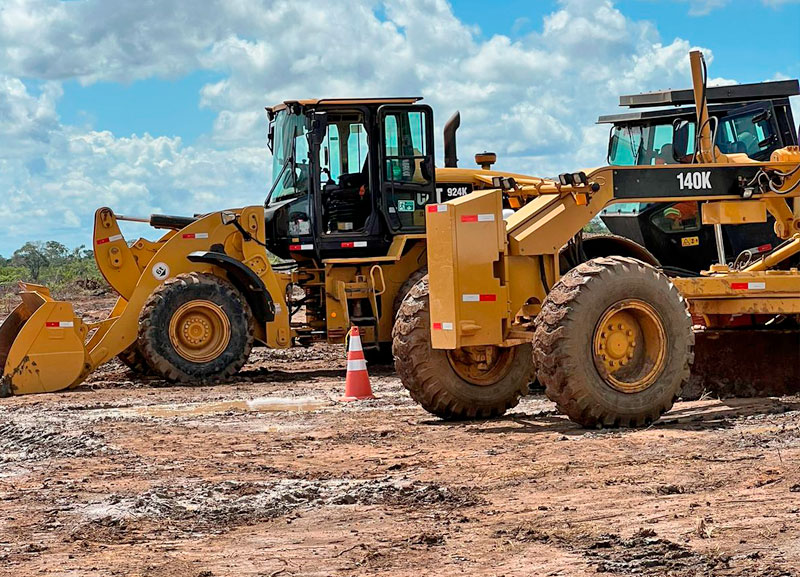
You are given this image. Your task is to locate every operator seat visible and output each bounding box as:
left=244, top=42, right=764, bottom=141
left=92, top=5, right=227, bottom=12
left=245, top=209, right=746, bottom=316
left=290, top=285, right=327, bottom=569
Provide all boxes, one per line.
left=322, top=156, right=372, bottom=233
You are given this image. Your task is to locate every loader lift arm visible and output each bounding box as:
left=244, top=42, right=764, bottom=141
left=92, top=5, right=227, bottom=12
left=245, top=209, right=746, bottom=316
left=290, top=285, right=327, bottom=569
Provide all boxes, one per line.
left=0, top=206, right=293, bottom=396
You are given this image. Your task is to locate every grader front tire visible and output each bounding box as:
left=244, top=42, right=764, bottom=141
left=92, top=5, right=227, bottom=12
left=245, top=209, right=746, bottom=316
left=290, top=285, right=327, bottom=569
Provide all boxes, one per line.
left=533, top=256, right=693, bottom=428
left=138, top=272, right=254, bottom=384
left=392, top=276, right=531, bottom=420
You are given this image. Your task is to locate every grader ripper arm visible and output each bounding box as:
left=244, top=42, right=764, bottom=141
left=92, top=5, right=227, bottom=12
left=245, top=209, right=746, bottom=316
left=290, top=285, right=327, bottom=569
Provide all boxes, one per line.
left=394, top=51, right=800, bottom=426
left=0, top=206, right=292, bottom=396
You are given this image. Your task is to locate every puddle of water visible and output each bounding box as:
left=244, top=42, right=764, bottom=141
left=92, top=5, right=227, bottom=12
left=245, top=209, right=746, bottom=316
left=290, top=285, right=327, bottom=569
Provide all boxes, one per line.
left=105, top=397, right=330, bottom=418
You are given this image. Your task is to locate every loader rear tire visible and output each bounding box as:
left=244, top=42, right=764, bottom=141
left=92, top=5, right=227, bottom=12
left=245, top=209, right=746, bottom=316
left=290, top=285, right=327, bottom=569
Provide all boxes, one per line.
left=533, top=256, right=693, bottom=428
left=393, top=267, right=428, bottom=320
left=117, top=344, right=152, bottom=376
left=393, top=276, right=531, bottom=420
left=138, top=272, right=254, bottom=384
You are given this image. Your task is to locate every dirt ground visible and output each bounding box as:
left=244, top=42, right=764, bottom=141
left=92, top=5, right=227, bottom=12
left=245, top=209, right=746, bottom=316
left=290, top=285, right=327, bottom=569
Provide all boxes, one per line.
left=1, top=295, right=799, bottom=576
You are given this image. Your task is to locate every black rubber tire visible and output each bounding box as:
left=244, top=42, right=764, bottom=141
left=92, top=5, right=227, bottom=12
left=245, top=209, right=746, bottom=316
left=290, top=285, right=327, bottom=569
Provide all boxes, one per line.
left=117, top=344, right=152, bottom=376
left=393, top=267, right=428, bottom=320
left=392, top=275, right=531, bottom=420
left=533, top=256, right=693, bottom=428
left=138, top=272, right=254, bottom=384
left=362, top=267, right=429, bottom=366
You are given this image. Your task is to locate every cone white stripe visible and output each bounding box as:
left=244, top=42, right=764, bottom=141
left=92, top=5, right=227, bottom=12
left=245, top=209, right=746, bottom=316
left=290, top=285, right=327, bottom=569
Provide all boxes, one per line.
left=347, top=359, right=368, bottom=372
left=349, top=336, right=363, bottom=351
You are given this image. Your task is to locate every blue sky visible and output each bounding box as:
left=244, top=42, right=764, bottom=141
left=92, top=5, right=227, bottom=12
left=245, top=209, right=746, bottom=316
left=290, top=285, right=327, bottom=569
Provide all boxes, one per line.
left=0, top=0, right=798, bottom=254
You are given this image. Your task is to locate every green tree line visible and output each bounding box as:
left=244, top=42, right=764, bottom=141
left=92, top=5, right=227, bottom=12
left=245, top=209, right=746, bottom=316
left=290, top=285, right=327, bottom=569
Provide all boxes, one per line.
left=0, top=241, right=103, bottom=290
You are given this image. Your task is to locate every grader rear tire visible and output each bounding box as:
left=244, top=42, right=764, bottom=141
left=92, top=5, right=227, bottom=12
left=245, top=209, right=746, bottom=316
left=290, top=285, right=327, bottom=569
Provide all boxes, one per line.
left=392, top=276, right=531, bottom=419
left=138, top=272, right=254, bottom=384
left=533, top=256, right=693, bottom=428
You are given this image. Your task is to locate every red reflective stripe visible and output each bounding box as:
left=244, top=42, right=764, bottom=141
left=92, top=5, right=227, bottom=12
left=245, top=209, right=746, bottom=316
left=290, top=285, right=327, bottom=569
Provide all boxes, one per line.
left=427, top=205, right=439, bottom=213
left=731, top=283, right=748, bottom=290
left=289, top=244, right=301, bottom=250
left=479, top=294, right=497, bottom=302
left=461, top=215, right=478, bottom=222
left=757, top=244, right=772, bottom=253
left=45, top=322, right=59, bottom=328
left=341, top=242, right=354, bottom=248
left=432, top=322, right=442, bottom=330
left=96, top=238, right=109, bottom=245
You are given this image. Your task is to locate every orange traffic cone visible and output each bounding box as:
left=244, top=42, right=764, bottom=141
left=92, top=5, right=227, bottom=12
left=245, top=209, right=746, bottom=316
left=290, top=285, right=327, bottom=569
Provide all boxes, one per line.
left=340, top=326, right=375, bottom=401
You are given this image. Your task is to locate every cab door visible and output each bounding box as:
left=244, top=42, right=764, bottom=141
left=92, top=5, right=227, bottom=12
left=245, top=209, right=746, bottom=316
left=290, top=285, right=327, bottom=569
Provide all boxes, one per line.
left=377, top=105, right=437, bottom=232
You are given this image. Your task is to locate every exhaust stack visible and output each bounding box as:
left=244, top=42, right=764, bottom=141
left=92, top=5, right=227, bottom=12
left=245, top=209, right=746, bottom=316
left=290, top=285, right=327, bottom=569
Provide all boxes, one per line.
left=444, top=111, right=461, bottom=168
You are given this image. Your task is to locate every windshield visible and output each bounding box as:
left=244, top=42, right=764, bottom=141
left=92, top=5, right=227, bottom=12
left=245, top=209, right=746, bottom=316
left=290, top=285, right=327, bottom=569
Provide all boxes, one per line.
left=267, top=110, right=310, bottom=204
left=608, top=107, right=779, bottom=166
left=608, top=124, right=675, bottom=166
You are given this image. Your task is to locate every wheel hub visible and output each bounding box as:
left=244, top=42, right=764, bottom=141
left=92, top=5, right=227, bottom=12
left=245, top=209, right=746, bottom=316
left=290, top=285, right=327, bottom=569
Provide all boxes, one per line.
left=447, top=345, right=516, bottom=386
left=168, top=300, right=231, bottom=363
left=593, top=299, right=667, bottom=394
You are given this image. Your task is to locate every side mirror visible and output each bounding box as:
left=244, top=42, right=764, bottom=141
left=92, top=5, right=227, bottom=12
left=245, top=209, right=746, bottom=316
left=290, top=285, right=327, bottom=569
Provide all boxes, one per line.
left=672, top=119, right=691, bottom=162
left=309, top=112, right=327, bottom=147
left=267, top=122, right=275, bottom=153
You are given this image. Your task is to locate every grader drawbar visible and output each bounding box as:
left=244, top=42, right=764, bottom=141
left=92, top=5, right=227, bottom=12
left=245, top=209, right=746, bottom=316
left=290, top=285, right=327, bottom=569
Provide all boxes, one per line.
left=394, top=50, right=800, bottom=427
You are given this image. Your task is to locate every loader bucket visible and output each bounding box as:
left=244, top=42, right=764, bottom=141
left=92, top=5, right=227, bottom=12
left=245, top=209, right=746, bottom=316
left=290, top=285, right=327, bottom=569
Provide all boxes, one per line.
left=0, top=284, right=87, bottom=397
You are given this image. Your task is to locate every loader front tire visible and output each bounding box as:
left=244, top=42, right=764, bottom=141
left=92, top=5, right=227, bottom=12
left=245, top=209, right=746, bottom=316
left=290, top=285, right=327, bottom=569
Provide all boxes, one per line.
left=138, top=272, right=254, bottom=384
left=393, top=276, right=531, bottom=420
left=533, top=256, right=693, bottom=428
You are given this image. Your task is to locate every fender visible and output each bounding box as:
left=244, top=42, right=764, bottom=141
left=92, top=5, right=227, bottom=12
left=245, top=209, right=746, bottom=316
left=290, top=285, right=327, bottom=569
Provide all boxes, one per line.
left=187, top=251, right=275, bottom=324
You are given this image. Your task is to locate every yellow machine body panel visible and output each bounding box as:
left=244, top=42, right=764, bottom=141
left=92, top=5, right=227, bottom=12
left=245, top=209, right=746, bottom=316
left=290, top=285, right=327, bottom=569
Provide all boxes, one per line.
left=427, top=190, right=508, bottom=349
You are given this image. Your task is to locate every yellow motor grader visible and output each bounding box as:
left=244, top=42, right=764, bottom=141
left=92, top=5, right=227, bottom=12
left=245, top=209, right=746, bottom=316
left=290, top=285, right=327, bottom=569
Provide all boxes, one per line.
left=0, top=98, right=564, bottom=396
left=393, top=51, right=800, bottom=427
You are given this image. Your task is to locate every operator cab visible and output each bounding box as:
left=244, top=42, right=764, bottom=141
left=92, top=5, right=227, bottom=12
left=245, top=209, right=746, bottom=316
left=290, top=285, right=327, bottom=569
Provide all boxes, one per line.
left=264, top=98, right=436, bottom=260
left=598, top=79, right=799, bottom=272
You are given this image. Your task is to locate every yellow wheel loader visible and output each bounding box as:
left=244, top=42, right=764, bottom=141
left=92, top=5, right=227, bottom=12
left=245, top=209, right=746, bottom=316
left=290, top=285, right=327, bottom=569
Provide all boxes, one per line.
left=0, top=99, right=560, bottom=396
left=393, top=51, right=800, bottom=427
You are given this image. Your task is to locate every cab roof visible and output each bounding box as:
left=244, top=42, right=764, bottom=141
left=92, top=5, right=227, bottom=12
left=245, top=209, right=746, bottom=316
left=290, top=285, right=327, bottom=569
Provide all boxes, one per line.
left=267, top=97, right=422, bottom=114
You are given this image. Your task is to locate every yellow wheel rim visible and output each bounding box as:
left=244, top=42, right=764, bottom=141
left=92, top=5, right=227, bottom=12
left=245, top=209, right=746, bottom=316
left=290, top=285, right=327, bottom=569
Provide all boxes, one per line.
left=168, top=300, right=231, bottom=363
left=447, top=345, right=516, bottom=386
left=592, top=299, right=667, bottom=394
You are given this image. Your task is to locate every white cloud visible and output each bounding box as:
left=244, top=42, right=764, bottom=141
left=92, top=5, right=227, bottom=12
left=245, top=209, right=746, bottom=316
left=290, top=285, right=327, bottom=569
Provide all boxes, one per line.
left=0, top=0, right=792, bottom=253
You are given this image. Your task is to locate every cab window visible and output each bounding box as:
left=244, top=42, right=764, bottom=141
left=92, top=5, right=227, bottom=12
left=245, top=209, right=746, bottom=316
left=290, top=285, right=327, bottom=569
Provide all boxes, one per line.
left=267, top=112, right=311, bottom=205
left=717, top=110, right=776, bottom=157
left=608, top=126, right=643, bottom=165
left=382, top=109, right=432, bottom=230
left=384, top=111, right=429, bottom=184
left=318, top=111, right=372, bottom=234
